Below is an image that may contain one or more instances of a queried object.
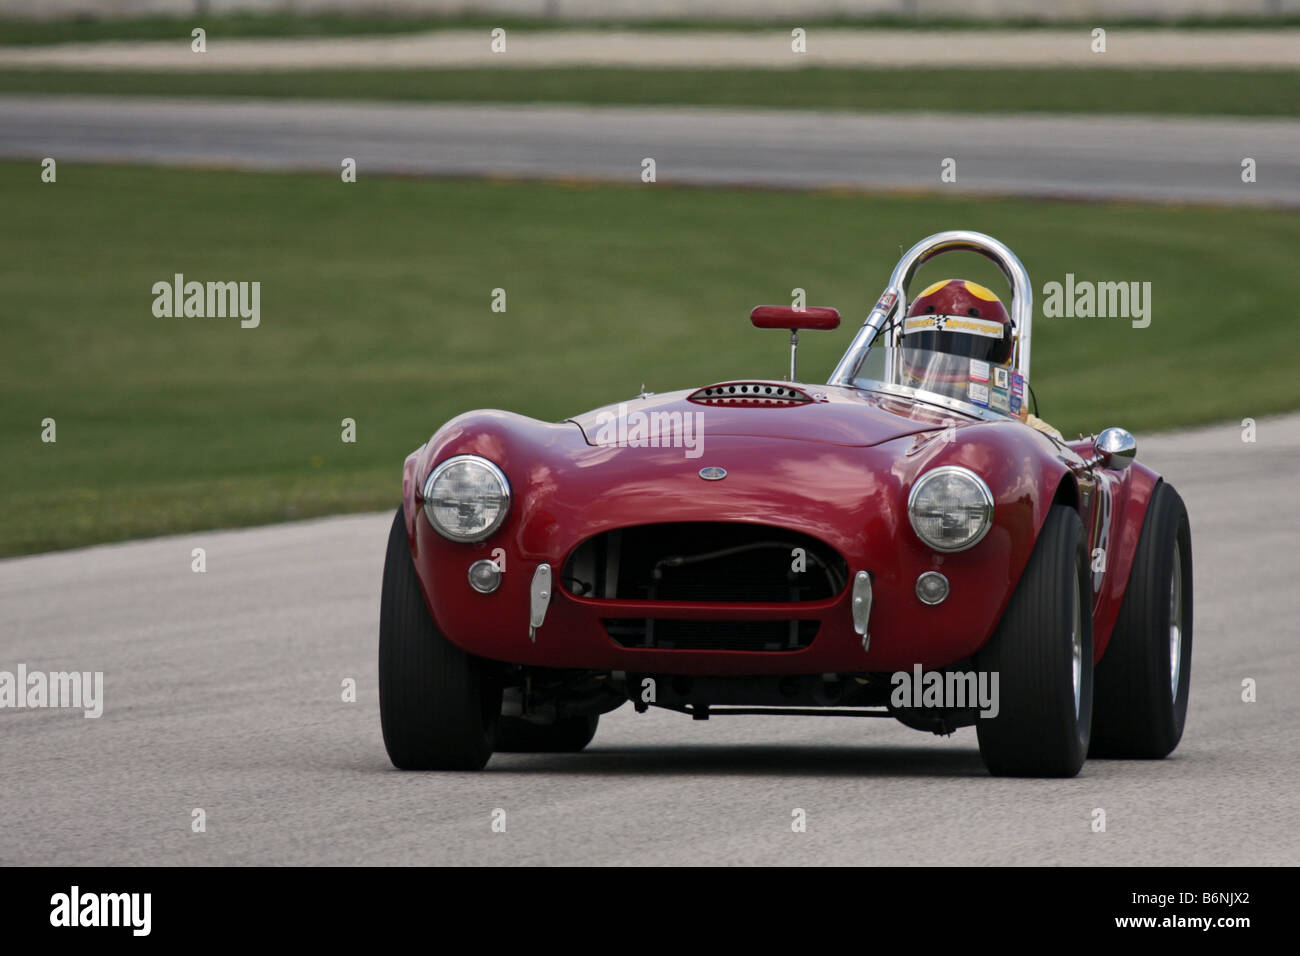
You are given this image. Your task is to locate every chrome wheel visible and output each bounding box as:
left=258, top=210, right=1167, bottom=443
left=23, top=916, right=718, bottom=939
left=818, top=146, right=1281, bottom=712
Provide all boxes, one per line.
left=1071, top=568, right=1083, bottom=719
left=1169, top=540, right=1183, bottom=701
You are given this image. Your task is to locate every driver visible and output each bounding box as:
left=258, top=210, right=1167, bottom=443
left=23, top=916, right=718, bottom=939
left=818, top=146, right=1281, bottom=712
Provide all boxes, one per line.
left=899, top=278, right=1061, bottom=438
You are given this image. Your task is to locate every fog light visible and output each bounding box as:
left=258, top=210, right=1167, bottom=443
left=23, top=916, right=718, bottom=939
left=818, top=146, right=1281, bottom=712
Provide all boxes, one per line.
left=468, top=559, right=502, bottom=594
left=916, top=571, right=949, bottom=605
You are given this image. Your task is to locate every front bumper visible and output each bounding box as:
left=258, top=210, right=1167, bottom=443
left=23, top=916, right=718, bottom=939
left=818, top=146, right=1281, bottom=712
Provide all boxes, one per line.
left=413, top=516, right=1020, bottom=676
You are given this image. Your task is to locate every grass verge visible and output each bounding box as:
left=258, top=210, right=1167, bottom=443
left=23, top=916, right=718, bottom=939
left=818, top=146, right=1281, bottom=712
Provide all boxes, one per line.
left=1, top=66, right=1298, bottom=117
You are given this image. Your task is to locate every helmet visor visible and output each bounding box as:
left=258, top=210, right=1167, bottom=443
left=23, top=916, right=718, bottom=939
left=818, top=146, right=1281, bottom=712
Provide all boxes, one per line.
left=901, top=313, right=1012, bottom=366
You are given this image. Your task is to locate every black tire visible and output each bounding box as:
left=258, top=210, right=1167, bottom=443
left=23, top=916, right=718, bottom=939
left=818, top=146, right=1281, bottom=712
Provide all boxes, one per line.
left=1090, top=482, right=1193, bottom=758
left=975, top=505, right=1093, bottom=778
left=379, top=508, right=501, bottom=770
left=495, top=714, right=599, bottom=753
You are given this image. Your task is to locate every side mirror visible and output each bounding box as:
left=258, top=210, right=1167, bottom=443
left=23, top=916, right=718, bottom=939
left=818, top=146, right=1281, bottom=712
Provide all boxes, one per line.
left=1093, top=427, right=1137, bottom=471
left=749, top=306, right=841, bottom=382
left=750, top=305, right=841, bottom=332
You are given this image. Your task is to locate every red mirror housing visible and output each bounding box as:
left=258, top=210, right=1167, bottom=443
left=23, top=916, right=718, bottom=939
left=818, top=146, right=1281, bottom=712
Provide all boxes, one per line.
left=749, top=306, right=842, bottom=382
left=750, top=305, right=841, bottom=332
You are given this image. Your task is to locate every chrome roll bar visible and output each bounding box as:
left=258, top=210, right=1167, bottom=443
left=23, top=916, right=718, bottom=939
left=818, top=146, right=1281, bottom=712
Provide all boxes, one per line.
left=827, top=230, right=1033, bottom=388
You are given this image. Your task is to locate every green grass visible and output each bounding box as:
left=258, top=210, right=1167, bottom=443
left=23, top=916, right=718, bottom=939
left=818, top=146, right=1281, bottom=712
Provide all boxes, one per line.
left=2, top=66, right=1298, bottom=117
left=2, top=163, right=1297, bottom=556
left=4, top=14, right=1300, bottom=46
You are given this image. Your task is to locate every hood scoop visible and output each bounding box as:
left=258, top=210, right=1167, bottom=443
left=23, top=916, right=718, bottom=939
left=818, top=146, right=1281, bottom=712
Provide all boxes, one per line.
left=689, top=382, right=818, bottom=408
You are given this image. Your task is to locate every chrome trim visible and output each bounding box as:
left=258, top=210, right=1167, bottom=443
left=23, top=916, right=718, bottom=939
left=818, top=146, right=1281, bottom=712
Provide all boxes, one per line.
left=692, top=382, right=811, bottom=403
left=467, top=558, right=502, bottom=594
left=915, top=570, right=950, bottom=606
left=906, top=465, right=995, bottom=553
left=851, top=570, right=873, bottom=651
left=828, top=230, right=1033, bottom=391
left=828, top=291, right=900, bottom=386
left=1170, top=540, right=1183, bottom=702
left=529, top=563, right=552, bottom=643
left=1090, top=426, right=1137, bottom=471
left=1071, top=568, right=1083, bottom=719
left=421, top=454, right=511, bottom=543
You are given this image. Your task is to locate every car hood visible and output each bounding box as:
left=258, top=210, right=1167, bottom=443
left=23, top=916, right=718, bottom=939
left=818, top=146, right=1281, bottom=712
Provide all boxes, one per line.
left=567, top=381, right=967, bottom=448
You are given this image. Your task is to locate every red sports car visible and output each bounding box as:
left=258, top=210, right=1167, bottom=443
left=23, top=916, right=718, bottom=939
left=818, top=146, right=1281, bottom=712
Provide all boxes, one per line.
left=379, top=230, right=1192, bottom=778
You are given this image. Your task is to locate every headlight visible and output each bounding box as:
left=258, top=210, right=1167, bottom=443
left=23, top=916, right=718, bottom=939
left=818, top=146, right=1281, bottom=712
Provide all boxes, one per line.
left=907, top=466, right=994, bottom=552
left=422, top=455, right=511, bottom=542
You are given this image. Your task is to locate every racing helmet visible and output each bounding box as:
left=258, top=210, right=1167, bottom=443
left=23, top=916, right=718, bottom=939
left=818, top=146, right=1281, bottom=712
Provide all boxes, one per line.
left=901, top=279, right=1014, bottom=367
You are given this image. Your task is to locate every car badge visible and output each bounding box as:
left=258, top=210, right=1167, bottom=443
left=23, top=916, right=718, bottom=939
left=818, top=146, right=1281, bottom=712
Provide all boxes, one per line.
left=698, top=466, right=727, bottom=481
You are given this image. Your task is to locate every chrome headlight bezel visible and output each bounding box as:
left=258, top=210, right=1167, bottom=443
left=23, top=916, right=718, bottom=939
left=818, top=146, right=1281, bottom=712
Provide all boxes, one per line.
left=421, top=454, right=511, bottom=543
left=907, top=465, right=995, bottom=553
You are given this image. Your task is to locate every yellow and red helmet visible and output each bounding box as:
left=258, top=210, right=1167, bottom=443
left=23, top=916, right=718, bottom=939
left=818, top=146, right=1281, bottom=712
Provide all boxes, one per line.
left=902, top=279, right=1013, bottom=367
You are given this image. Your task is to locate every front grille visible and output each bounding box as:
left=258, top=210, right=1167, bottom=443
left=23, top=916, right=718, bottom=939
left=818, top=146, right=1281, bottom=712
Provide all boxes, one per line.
left=604, top=619, right=818, bottom=652
left=562, top=523, right=848, bottom=603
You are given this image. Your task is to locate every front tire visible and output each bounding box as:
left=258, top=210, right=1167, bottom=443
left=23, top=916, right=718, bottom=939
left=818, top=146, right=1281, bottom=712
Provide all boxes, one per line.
left=1090, top=482, right=1193, bottom=758
left=379, top=508, right=502, bottom=770
left=975, top=505, right=1093, bottom=778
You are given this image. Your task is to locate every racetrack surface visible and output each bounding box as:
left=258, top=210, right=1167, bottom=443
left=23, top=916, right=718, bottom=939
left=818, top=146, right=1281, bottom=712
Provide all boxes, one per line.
left=2, top=96, right=1298, bottom=205
left=1, top=413, right=1297, bottom=866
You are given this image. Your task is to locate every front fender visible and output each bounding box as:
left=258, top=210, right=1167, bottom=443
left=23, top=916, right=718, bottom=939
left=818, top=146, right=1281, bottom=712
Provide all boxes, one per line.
left=895, top=419, right=1091, bottom=655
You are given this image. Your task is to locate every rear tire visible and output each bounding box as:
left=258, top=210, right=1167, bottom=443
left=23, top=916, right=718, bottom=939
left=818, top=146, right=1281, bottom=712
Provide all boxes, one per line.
left=975, top=505, right=1093, bottom=778
left=379, top=508, right=501, bottom=770
left=495, top=714, right=599, bottom=753
left=1090, top=482, right=1193, bottom=758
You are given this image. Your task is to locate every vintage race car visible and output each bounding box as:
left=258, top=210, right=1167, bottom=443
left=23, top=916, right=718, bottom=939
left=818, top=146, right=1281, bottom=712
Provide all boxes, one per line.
left=379, top=230, right=1193, bottom=777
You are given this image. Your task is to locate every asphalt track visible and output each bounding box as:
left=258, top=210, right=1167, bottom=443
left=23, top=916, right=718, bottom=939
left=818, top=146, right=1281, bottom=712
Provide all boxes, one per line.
left=2, top=96, right=1298, bottom=205
left=1, top=413, right=1297, bottom=866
